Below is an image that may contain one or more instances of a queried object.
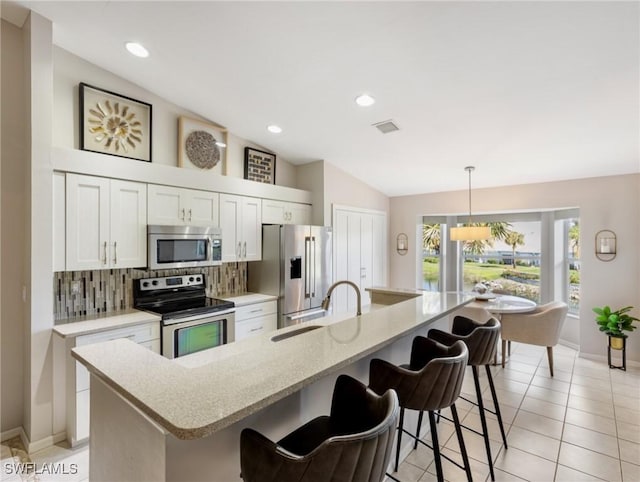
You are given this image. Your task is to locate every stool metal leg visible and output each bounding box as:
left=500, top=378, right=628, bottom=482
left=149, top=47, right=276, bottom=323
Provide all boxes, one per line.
left=451, top=404, right=473, bottom=482
left=395, top=407, right=405, bottom=472
left=414, top=410, right=424, bottom=450
left=472, top=365, right=495, bottom=481
left=485, top=364, right=508, bottom=448
left=428, top=410, right=444, bottom=482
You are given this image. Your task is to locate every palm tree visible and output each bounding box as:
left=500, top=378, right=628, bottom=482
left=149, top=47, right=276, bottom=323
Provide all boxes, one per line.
left=461, top=222, right=513, bottom=254
left=569, top=221, right=580, bottom=257
left=504, top=231, right=525, bottom=268
left=423, top=224, right=441, bottom=253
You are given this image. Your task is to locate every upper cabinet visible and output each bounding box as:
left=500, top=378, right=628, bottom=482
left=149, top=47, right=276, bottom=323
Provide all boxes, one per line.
left=262, top=199, right=312, bottom=225
left=148, top=184, right=219, bottom=227
left=66, top=174, right=147, bottom=271
left=219, top=194, right=262, bottom=262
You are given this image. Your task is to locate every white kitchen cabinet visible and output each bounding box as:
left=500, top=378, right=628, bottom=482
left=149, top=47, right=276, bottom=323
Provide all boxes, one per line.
left=234, top=300, right=277, bottom=341
left=332, top=207, right=387, bottom=314
left=66, top=320, right=160, bottom=445
left=220, top=194, right=262, bottom=262
left=147, top=184, right=219, bottom=227
left=66, top=174, right=147, bottom=270
left=262, top=199, right=312, bottom=225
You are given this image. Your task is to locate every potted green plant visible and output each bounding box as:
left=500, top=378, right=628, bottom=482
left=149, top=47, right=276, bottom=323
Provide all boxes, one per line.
left=593, top=305, right=638, bottom=370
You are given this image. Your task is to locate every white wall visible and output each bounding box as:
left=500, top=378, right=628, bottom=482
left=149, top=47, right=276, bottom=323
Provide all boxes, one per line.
left=390, top=174, right=640, bottom=362
left=0, top=19, right=26, bottom=435
left=322, top=161, right=389, bottom=225
left=52, top=47, right=298, bottom=188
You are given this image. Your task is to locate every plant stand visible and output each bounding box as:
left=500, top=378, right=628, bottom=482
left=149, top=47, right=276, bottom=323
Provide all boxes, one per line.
left=607, top=335, right=627, bottom=371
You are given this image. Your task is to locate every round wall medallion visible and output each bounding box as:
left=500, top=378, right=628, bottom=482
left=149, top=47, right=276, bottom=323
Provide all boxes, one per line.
left=185, top=130, right=220, bottom=169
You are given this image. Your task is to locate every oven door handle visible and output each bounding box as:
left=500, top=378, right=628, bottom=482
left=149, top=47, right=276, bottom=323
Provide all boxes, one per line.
left=162, top=308, right=236, bottom=325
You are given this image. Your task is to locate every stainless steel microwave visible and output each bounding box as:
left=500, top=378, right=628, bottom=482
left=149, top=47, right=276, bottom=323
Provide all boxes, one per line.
left=148, top=225, right=222, bottom=270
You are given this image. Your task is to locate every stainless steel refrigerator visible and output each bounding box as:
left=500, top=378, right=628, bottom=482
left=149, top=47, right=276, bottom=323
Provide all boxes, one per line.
left=248, top=225, right=332, bottom=328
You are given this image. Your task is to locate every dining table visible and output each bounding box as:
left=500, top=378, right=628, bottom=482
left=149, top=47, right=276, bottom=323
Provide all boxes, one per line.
left=467, top=293, right=538, bottom=364
left=468, top=293, right=538, bottom=314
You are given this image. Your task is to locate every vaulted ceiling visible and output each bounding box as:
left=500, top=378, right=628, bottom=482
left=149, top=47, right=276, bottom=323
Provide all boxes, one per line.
left=8, top=1, right=640, bottom=196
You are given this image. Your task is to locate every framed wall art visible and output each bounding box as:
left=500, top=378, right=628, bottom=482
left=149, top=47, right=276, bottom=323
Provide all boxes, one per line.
left=79, top=83, right=152, bottom=162
left=178, top=116, right=227, bottom=175
left=244, top=147, right=276, bottom=184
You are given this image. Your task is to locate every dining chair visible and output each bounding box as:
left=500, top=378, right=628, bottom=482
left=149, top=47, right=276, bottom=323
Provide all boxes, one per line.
left=499, top=301, right=568, bottom=376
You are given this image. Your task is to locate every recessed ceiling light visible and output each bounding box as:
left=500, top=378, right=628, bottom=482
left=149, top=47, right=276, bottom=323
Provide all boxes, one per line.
left=267, top=125, right=282, bottom=134
left=125, top=42, right=149, bottom=58
left=355, top=94, right=375, bottom=107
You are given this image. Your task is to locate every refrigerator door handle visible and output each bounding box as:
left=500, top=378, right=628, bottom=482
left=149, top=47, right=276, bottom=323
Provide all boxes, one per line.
left=311, top=236, right=316, bottom=297
left=304, top=236, right=311, bottom=299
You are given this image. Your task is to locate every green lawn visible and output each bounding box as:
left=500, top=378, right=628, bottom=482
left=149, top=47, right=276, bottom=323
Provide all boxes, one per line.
left=423, top=260, right=540, bottom=282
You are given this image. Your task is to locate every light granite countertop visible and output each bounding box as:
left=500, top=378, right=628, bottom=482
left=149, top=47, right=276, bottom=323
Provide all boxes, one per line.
left=72, top=290, right=473, bottom=440
left=53, top=309, right=161, bottom=338
left=217, top=292, right=277, bottom=306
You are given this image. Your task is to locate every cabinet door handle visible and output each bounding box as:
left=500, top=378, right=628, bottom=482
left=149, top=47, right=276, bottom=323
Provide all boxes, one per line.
left=188, top=209, right=192, bottom=222
left=243, top=241, right=247, bottom=258
left=237, top=242, right=242, bottom=259
left=113, top=241, right=117, bottom=265
left=181, top=208, right=186, bottom=221
left=102, top=241, right=108, bottom=265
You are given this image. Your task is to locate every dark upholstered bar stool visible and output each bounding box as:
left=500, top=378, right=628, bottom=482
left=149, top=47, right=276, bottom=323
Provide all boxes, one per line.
left=239, top=374, right=399, bottom=482
left=368, top=338, right=472, bottom=482
left=428, top=315, right=507, bottom=481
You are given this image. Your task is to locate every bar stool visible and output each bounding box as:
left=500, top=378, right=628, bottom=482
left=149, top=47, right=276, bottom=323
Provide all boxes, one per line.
left=239, top=374, right=399, bottom=482
left=428, top=315, right=507, bottom=481
left=368, top=338, right=472, bottom=482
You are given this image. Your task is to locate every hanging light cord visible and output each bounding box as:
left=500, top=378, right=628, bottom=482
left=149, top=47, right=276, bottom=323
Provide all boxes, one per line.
left=465, top=165, right=474, bottom=226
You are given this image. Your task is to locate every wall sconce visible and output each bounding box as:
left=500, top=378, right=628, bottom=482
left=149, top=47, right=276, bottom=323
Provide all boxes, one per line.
left=595, top=230, right=616, bottom=261
left=396, top=233, right=408, bottom=255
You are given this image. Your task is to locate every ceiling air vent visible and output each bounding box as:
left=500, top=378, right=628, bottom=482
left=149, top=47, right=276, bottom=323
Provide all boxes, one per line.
left=372, top=120, right=399, bottom=134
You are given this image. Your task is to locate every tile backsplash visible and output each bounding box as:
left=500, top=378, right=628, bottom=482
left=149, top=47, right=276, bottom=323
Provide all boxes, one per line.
left=53, top=263, right=247, bottom=321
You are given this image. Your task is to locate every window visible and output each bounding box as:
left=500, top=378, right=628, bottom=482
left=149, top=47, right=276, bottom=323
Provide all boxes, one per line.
left=421, top=210, right=579, bottom=311
left=460, top=221, right=541, bottom=303
left=422, top=223, right=441, bottom=291
left=566, top=218, right=580, bottom=314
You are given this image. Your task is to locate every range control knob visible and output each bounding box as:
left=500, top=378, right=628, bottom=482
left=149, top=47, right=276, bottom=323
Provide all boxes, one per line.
left=142, top=281, right=149, bottom=288
left=152, top=280, right=159, bottom=286
left=196, top=276, right=201, bottom=282
left=189, top=277, right=194, bottom=282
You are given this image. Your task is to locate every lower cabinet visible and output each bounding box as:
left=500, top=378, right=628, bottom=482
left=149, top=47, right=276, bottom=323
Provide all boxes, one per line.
left=234, top=301, right=277, bottom=341
left=67, top=321, right=160, bottom=445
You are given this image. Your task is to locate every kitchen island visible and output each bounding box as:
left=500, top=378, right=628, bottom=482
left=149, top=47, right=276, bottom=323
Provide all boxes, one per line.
left=72, top=290, right=473, bottom=481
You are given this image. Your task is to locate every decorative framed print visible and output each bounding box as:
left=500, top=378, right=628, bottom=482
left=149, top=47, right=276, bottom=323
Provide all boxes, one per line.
left=79, top=83, right=152, bottom=162
left=178, top=116, right=227, bottom=174
left=244, top=147, right=276, bottom=184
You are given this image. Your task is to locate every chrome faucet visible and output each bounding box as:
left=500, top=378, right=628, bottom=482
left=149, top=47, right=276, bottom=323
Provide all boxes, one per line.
left=321, top=280, right=362, bottom=316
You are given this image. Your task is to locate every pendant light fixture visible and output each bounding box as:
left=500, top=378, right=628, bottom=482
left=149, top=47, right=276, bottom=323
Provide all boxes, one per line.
left=450, top=166, right=491, bottom=241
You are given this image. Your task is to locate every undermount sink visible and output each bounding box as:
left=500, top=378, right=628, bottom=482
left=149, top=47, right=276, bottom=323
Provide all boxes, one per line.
left=271, top=325, right=322, bottom=342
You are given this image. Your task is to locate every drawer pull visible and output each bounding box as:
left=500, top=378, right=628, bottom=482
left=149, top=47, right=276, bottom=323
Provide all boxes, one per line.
left=249, top=327, right=263, bottom=332
left=249, top=309, right=262, bottom=314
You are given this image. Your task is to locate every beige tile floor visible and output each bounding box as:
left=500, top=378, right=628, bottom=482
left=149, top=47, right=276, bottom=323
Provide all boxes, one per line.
left=1, top=343, right=638, bottom=482
left=388, top=343, right=640, bottom=482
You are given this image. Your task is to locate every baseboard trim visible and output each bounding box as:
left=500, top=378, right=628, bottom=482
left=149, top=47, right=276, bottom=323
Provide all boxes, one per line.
left=578, top=352, right=640, bottom=368
left=559, top=339, right=579, bottom=351
left=26, top=431, right=67, bottom=454
left=1, top=426, right=24, bottom=443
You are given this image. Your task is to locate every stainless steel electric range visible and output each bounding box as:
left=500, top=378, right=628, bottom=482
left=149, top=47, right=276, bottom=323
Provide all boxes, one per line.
left=133, top=274, right=235, bottom=359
